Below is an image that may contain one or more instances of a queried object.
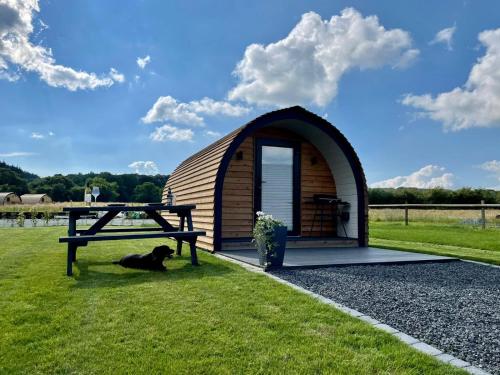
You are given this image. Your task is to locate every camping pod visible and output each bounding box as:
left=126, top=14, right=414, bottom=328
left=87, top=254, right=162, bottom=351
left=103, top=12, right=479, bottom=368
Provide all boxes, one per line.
left=21, top=194, right=53, bottom=204
left=0, top=192, right=21, bottom=205
left=162, top=106, right=368, bottom=252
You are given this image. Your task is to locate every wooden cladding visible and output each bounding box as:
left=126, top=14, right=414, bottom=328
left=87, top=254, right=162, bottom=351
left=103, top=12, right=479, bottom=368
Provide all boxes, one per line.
left=300, top=142, right=337, bottom=236
left=221, top=136, right=254, bottom=239
left=220, top=127, right=337, bottom=239
left=162, top=127, right=243, bottom=251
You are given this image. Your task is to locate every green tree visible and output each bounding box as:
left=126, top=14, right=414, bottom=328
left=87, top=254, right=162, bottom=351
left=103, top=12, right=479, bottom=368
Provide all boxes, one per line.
left=0, top=168, right=29, bottom=195
left=29, top=175, right=75, bottom=202
left=0, top=161, right=169, bottom=203
left=114, top=174, right=139, bottom=202
left=69, top=186, right=85, bottom=202
left=133, top=182, right=161, bottom=203
left=0, top=161, right=38, bottom=181
left=86, top=177, right=119, bottom=202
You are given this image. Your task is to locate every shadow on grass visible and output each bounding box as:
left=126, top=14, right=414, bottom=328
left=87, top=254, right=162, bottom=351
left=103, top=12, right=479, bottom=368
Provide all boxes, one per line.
left=71, top=256, right=235, bottom=289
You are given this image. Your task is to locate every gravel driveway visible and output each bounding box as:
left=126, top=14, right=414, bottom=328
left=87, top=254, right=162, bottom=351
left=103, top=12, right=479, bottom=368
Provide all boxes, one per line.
left=272, top=261, right=500, bottom=374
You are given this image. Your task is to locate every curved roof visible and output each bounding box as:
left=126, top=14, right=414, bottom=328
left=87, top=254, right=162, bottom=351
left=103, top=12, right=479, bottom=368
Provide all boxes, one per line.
left=165, top=106, right=367, bottom=250
left=171, top=106, right=365, bottom=177
left=169, top=106, right=368, bottom=182
left=20, top=194, right=51, bottom=204
left=0, top=192, right=19, bottom=204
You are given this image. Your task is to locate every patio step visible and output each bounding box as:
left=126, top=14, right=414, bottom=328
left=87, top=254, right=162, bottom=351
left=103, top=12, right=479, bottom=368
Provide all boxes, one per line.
left=221, top=237, right=358, bottom=251
left=287, top=238, right=358, bottom=248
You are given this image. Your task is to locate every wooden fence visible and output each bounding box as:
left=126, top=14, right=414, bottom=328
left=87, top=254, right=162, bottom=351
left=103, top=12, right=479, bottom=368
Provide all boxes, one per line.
left=369, top=201, right=500, bottom=229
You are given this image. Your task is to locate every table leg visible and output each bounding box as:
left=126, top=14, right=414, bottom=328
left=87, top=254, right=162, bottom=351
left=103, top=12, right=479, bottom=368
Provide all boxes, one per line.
left=145, top=210, right=175, bottom=231
left=319, top=206, right=324, bottom=236
left=186, top=211, right=194, bottom=231
left=67, top=213, right=78, bottom=276
left=310, top=203, right=317, bottom=236
left=185, top=212, right=198, bottom=265
left=189, top=239, right=199, bottom=266
left=177, top=215, right=185, bottom=256
left=85, top=210, right=120, bottom=235
left=67, top=246, right=73, bottom=276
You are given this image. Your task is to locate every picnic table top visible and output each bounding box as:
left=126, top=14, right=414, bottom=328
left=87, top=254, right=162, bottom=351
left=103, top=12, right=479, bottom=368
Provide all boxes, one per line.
left=62, top=204, right=196, bottom=212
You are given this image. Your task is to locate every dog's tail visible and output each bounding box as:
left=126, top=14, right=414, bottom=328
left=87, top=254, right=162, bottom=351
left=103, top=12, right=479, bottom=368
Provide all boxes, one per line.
left=112, top=260, right=120, bottom=264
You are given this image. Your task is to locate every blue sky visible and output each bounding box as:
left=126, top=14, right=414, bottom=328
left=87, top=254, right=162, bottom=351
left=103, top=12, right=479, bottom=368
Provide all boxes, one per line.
left=0, top=0, right=499, bottom=189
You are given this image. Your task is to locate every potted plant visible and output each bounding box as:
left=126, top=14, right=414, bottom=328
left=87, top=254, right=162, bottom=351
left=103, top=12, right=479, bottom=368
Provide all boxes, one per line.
left=252, top=211, right=287, bottom=270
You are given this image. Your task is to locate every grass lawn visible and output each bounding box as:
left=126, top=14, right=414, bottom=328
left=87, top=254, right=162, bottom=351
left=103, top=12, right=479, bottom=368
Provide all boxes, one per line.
left=370, top=222, right=500, bottom=265
left=0, top=227, right=464, bottom=374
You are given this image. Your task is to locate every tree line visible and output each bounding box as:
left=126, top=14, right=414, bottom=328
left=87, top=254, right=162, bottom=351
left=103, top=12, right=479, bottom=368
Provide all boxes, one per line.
left=0, top=161, right=168, bottom=203
left=3, top=162, right=499, bottom=204
left=369, top=187, right=500, bottom=204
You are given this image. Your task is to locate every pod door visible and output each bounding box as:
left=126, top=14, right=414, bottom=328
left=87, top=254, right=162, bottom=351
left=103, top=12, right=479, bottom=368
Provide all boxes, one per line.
left=255, top=139, right=300, bottom=235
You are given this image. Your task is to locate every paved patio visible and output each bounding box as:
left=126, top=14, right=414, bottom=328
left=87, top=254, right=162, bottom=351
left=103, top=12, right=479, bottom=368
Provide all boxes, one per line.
left=218, top=247, right=456, bottom=268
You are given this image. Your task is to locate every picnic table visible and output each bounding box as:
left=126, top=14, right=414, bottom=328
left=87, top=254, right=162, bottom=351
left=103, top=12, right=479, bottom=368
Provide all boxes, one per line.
left=59, top=204, right=205, bottom=276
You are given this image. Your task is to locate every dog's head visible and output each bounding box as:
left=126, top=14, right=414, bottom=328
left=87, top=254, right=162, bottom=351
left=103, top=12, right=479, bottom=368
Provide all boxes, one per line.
left=152, top=245, right=174, bottom=261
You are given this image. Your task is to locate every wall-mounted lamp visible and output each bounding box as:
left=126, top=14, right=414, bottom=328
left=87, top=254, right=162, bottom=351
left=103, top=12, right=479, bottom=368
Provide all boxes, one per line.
left=236, top=151, right=244, bottom=160
left=310, top=156, right=318, bottom=166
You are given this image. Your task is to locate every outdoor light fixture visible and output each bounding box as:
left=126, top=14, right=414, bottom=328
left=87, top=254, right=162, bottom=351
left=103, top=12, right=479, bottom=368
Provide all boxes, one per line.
left=236, top=151, right=244, bottom=160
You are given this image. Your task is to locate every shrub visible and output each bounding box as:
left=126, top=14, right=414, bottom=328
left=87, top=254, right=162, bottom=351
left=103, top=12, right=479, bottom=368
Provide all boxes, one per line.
left=252, top=211, right=284, bottom=257
left=16, top=212, right=25, bottom=227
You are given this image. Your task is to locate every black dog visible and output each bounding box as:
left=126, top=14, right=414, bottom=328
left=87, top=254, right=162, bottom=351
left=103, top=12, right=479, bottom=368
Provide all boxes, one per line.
left=113, top=245, right=174, bottom=271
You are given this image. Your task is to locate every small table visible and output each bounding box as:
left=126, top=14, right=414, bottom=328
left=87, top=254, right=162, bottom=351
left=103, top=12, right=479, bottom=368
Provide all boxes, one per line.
left=59, top=204, right=205, bottom=276
left=309, top=195, right=350, bottom=237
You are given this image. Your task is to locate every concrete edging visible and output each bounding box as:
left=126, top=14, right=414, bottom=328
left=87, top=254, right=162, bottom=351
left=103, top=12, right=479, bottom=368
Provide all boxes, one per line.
left=212, top=253, right=491, bottom=375
left=461, top=259, right=500, bottom=269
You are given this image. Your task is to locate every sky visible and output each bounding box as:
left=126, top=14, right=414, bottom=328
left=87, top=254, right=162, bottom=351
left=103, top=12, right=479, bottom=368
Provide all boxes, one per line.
left=0, top=0, right=499, bottom=189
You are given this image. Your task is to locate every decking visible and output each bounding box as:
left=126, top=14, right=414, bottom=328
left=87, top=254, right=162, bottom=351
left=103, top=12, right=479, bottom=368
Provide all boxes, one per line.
left=218, top=247, right=456, bottom=268
left=221, top=237, right=359, bottom=250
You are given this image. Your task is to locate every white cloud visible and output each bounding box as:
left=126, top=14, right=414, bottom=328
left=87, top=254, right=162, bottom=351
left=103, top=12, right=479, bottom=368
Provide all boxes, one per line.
left=188, top=97, right=251, bottom=117
left=0, top=0, right=124, bottom=90
left=0, top=151, right=36, bottom=157
left=143, top=96, right=203, bottom=126
left=371, top=165, right=454, bottom=189
left=31, top=130, right=54, bottom=139
left=109, top=68, right=125, bottom=83
left=149, top=124, right=194, bottom=142
left=429, top=25, right=456, bottom=50
left=228, top=8, right=418, bottom=107
left=31, top=132, right=44, bottom=139
left=142, top=95, right=250, bottom=126
left=136, top=55, right=151, bottom=69
left=403, top=28, right=500, bottom=131
left=128, top=161, right=159, bottom=175
left=0, top=67, right=19, bottom=81
left=478, top=160, right=500, bottom=183
left=205, top=130, right=221, bottom=137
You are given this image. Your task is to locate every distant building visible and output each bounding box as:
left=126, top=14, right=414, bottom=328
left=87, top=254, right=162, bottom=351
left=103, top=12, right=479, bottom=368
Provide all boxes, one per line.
left=0, top=192, right=22, bottom=205
left=21, top=194, right=53, bottom=204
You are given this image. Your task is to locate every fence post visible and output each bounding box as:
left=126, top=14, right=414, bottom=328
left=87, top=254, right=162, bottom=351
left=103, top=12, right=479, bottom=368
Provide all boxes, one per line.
left=404, top=201, right=409, bottom=226
left=481, top=200, right=486, bottom=229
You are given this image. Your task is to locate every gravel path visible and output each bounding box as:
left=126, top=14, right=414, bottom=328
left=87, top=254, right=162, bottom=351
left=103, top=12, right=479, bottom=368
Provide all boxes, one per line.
left=272, top=261, right=500, bottom=374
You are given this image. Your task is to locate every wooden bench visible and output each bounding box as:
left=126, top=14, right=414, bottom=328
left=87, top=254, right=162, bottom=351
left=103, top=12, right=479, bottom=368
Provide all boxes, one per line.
left=60, top=230, right=205, bottom=276
left=59, top=204, right=204, bottom=276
